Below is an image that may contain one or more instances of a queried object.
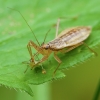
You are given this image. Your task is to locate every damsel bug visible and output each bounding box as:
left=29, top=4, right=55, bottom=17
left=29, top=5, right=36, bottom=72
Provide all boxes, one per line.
left=8, top=7, right=96, bottom=76
left=27, top=19, right=97, bottom=76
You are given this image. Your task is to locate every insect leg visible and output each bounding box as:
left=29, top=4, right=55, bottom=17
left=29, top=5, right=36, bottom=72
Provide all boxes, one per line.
left=27, top=41, right=44, bottom=71
left=32, top=51, right=48, bottom=72
left=64, top=42, right=97, bottom=56
left=53, top=52, right=62, bottom=76
left=41, top=65, right=46, bottom=74
left=82, top=42, right=97, bottom=56
left=37, top=55, right=49, bottom=64
left=64, top=42, right=83, bottom=53
left=27, top=42, right=35, bottom=62
left=24, top=65, right=29, bottom=73
left=22, top=61, right=30, bottom=73
left=55, top=16, right=78, bottom=38
left=55, top=18, right=60, bottom=38
left=28, top=40, right=45, bottom=55
left=22, top=43, right=36, bottom=73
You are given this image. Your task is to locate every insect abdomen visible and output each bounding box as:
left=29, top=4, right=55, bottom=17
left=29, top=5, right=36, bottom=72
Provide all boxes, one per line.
left=48, top=26, right=91, bottom=50
left=63, top=26, right=91, bottom=46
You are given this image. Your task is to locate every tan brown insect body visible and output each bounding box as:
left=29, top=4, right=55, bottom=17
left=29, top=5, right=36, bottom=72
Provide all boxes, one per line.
left=42, top=26, right=91, bottom=50
left=8, top=7, right=96, bottom=75
left=28, top=25, right=95, bottom=75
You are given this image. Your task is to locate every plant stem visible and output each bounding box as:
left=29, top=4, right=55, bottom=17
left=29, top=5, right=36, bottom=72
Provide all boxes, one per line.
left=93, top=80, right=100, bottom=100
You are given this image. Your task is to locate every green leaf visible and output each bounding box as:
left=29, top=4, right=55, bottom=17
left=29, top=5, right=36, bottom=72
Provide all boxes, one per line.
left=0, top=65, right=34, bottom=96
left=0, top=0, right=100, bottom=96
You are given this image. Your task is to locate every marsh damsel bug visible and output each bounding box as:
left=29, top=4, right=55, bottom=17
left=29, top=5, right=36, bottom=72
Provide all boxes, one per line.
left=8, top=7, right=97, bottom=76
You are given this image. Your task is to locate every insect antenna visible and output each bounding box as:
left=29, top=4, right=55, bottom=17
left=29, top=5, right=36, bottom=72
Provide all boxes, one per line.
left=7, top=7, right=40, bottom=46
left=42, top=28, right=51, bottom=45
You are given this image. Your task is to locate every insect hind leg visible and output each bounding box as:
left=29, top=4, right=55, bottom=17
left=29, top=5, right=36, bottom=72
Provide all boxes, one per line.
left=64, top=42, right=97, bottom=56
left=64, top=42, right=83, bottom=53
left=82, top=42, right=97, bottom=56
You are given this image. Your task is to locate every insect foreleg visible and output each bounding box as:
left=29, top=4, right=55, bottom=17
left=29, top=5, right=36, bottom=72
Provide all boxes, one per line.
left=37, top=55, right=49, bottom=64
left=24, top=65, right=29, bottom=73
left=28, top=40, right=44, bottom=55
left=27, top=42, right=34, bottom=62
left=41, top=65, right=46, bottom=74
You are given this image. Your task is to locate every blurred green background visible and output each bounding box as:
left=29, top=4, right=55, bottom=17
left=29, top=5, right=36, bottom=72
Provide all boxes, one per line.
left=0, top=0, right=100, bottom=100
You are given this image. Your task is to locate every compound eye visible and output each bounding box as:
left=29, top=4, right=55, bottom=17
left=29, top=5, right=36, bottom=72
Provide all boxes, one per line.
left=45, top=47, right=48, bottom=50
left=45, top=45, right=49, bottom=50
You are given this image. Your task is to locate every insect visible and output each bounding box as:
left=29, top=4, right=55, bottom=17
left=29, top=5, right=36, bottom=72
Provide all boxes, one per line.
left=28, top=19, right=97, bottom=76
left=8, top=7, right=96, bottom=76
